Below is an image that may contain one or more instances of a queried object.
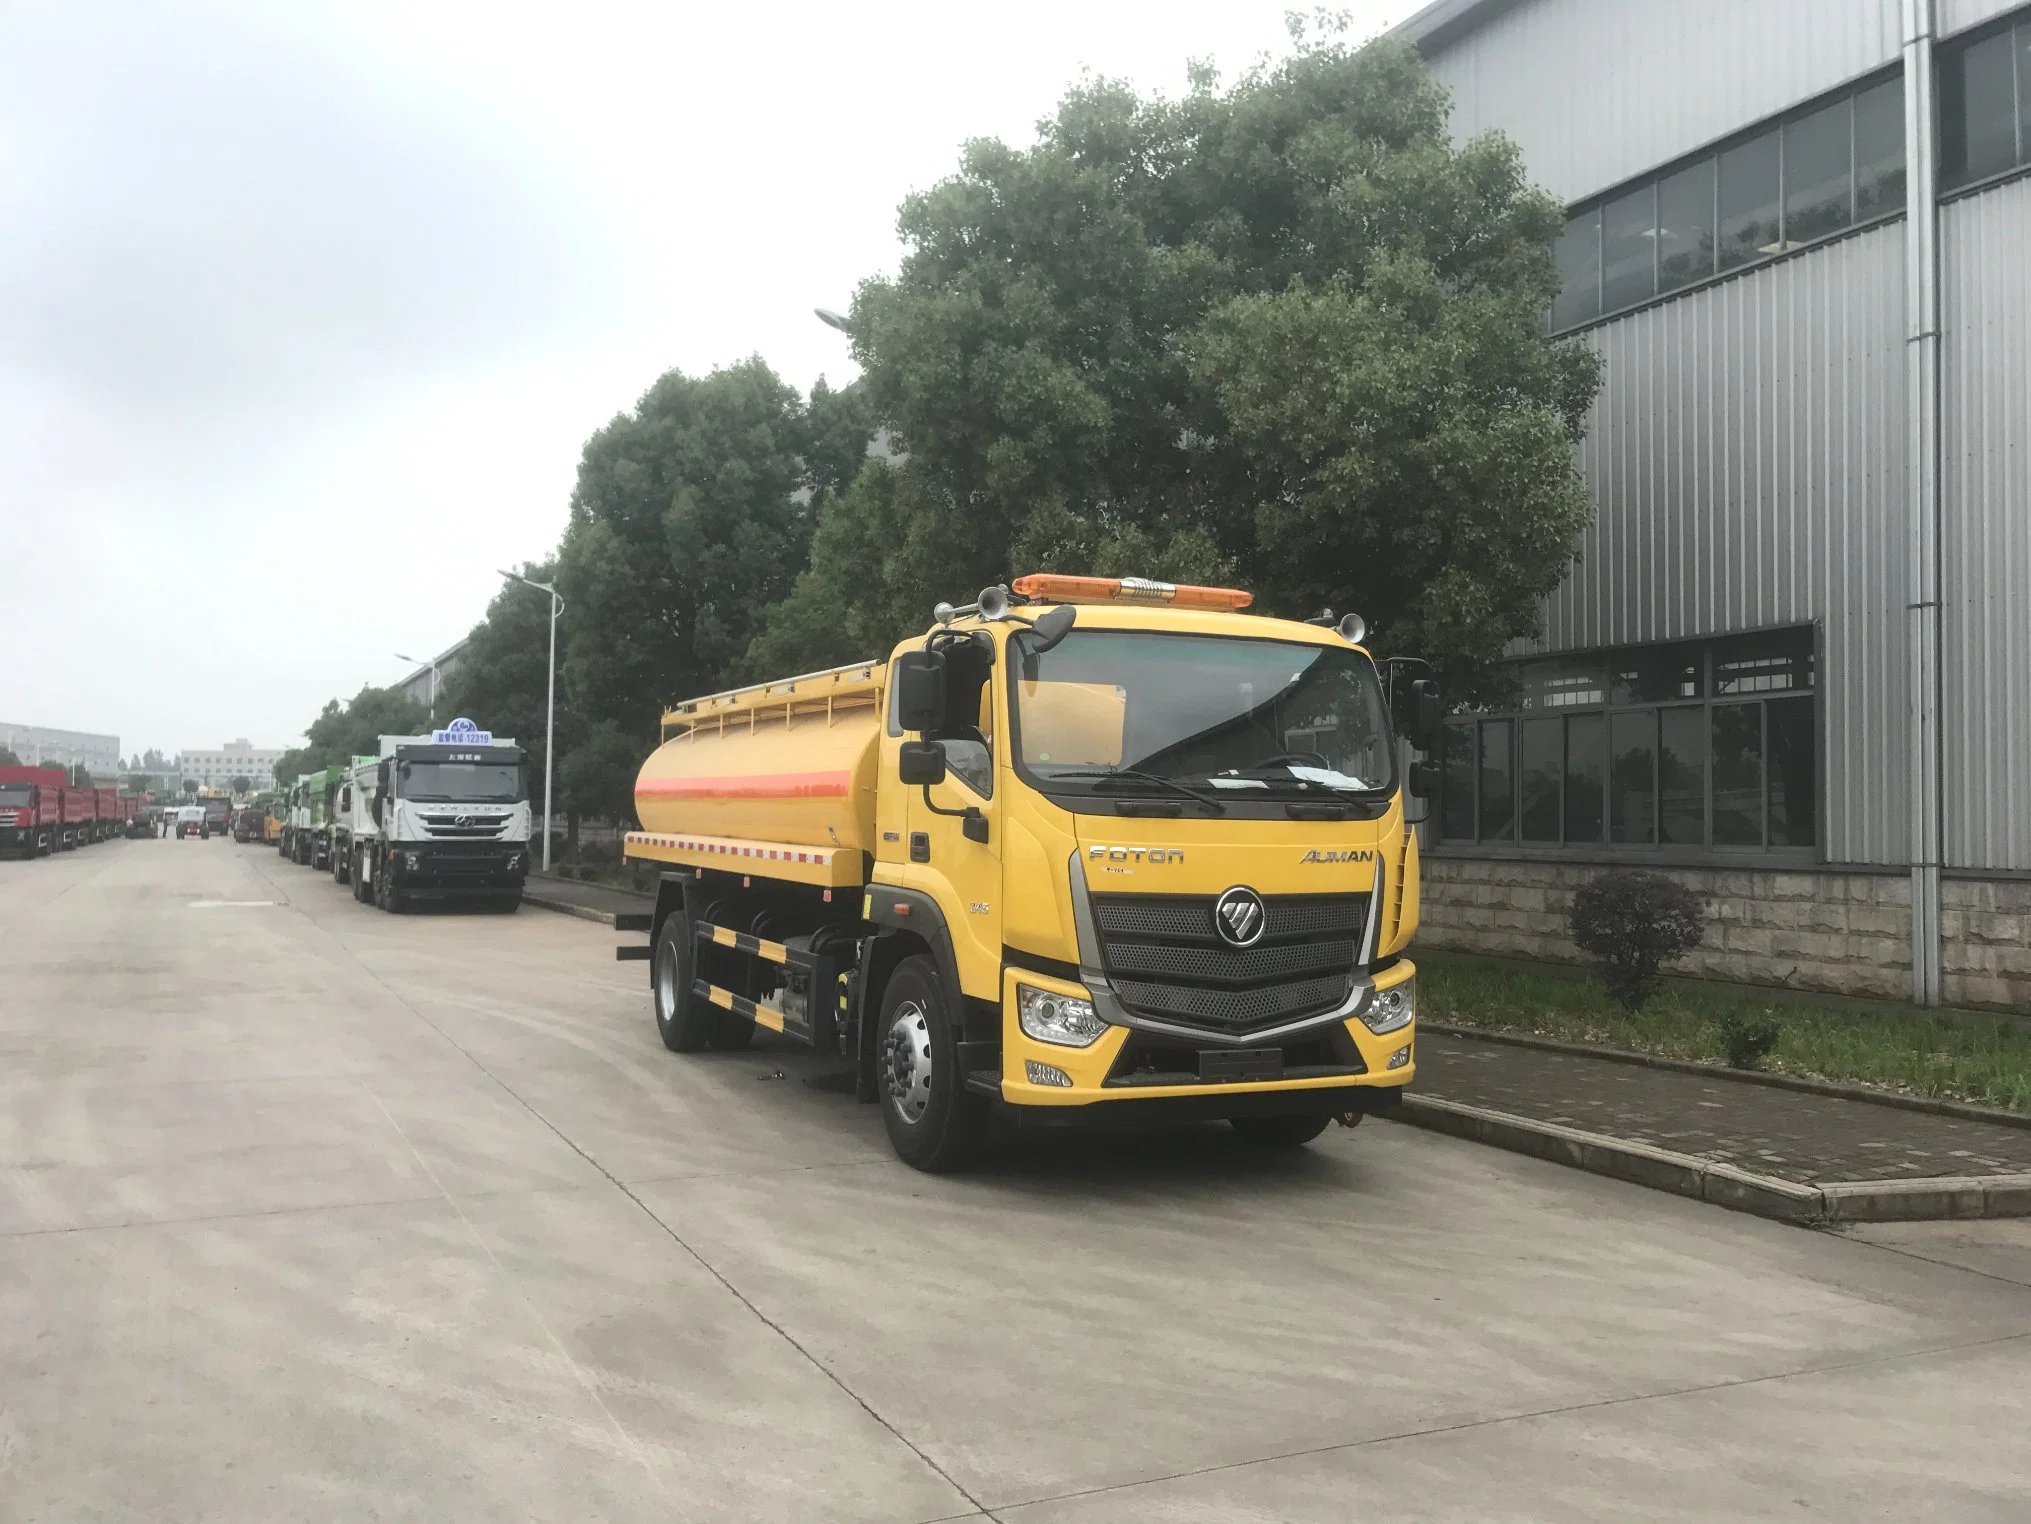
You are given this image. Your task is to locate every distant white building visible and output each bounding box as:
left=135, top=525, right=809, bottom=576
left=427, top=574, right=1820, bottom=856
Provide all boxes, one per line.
left=1, top=722, right=120, bottom=776
left=177, top=740, right=284, bottom=792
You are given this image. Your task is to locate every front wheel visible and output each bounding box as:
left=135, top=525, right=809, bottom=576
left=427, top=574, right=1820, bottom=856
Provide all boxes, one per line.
left=877, top=955, right=986, bottom=1173
left=1228, top=1114, right=1333, bottom=1148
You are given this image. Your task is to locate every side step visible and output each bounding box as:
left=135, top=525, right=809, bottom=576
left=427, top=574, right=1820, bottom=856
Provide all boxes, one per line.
left=615, top=912, right=652, bottom=932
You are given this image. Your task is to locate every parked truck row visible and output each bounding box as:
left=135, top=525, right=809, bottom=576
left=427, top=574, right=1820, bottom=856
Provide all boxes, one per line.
left=266, top=721, right=533, bottom=913
left=615, top=574, right=1442, bottom=1173
left=0, top=768, right=149, bottom=856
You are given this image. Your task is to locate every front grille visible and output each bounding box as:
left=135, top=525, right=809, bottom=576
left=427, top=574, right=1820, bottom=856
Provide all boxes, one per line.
left=419, top=813, right=511, bottom=839
left=1091, top=891, right=1369, bottom=1037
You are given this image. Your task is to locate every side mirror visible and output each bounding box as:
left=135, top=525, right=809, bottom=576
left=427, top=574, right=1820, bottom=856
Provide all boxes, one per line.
left=1410, top=679, right=1443, bottom=751
left=895, top=650, right=947, bottom=733
left=898, top=740, right=947, bottom=787
left=1029, top=604, right=1077, bottom=653
left=1407, top=760, right=1441, bottom=800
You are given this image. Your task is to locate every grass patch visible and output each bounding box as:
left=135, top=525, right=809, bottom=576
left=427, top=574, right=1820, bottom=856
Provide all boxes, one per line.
left=1418, top=955, right=2031, bottom=1118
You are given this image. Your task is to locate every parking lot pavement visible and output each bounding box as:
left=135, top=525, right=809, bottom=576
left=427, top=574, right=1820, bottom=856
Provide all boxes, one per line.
left=5, top=838, right=2030, bottom=1522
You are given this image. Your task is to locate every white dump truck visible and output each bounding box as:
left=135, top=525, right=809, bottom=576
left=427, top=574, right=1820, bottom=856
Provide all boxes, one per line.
left=352, top=718, right=532, bottom=913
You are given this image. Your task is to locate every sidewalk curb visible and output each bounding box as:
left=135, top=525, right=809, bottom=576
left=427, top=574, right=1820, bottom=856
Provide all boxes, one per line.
left=1422, top=1021, right=2031, bottom=1132
left=522, top=892, right=619, bottom=927
left=1394, top=1094, right=2031, bottom=1225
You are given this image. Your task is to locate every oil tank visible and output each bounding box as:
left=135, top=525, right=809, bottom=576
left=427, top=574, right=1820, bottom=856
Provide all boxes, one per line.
left=634, top=664, right=883, bottom=853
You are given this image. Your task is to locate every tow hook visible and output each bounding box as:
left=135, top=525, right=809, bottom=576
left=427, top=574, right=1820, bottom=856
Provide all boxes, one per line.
left=1334, top=1111, right=1363, bottom=1129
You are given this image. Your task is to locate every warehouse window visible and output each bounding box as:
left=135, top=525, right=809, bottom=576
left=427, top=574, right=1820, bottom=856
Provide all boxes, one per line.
left=1550, top=73, right=1905, bottom=332
left=1438, top=629, right=1817, bottom=855
left=1941, top=15, right=2031, bottom=188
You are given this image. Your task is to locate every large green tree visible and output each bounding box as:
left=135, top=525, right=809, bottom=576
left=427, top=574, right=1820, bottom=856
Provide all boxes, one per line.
left=767, top=27, right=1600, bottom=693
left=552, top=358, right=833, bottom=814
left=438, top=560, right=572, bottom=791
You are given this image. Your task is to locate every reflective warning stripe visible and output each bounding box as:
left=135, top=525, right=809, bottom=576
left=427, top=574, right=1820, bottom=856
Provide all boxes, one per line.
left=696, top=979, right=786, bottom=1033
left=702, top=922, right=796, bottom=966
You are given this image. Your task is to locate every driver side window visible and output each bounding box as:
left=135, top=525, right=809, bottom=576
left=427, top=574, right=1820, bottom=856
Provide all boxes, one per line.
left=937, top=680, right=994, bottom=797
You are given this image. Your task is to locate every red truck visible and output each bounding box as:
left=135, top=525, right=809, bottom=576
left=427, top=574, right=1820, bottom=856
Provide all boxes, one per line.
left=0, top=765, right=64, bottom=857
left=93, top=786, right=119, bottom=843
left=59, top=783, right=97, bottom=850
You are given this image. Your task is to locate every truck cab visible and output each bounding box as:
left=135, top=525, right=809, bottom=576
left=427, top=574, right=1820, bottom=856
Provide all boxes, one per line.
left=0, top=767, right=62, bottom=858
left=624, top=576, right=1442, bottom=1172
left=365, top=723, right=531, bottom=912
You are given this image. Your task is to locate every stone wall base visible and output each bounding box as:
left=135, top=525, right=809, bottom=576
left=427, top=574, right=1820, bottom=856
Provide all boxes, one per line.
left=1418, top=857, right=2031, bottom=1012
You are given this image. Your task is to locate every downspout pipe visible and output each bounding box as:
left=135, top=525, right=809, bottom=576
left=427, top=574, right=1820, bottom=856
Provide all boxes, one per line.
left=1903, top=0, right=1944, bottom=1006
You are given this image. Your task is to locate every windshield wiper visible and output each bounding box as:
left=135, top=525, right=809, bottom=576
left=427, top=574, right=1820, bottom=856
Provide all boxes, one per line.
left=1045, top=768, right=1225, bottom=813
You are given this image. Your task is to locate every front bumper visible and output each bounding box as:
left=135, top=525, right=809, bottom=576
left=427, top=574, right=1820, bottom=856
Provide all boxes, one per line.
left=386, top=841, right=529, bottom=896
left=992, top=958, right=1418, bottom=1114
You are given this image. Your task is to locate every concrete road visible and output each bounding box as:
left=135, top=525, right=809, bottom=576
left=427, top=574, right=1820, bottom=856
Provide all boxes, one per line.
left=4, top=838, right=2029, bottom=1522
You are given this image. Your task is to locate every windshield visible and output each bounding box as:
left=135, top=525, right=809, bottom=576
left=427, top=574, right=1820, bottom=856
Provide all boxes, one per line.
left=0, top=784, right=32, bottom=805
left=397, top=761, right=525, bottom=803
left=1012, top=630, right=1395, bottom=798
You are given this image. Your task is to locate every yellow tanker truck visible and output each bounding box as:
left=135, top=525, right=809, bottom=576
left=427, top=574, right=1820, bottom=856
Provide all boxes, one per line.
left=618, top=574, right=1442, bottom=1172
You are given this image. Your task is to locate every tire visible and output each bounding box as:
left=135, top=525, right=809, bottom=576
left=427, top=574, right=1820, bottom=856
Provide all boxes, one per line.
left=352, top=850, right=372, bottom=902
left=876, top=955, right=986, bottom=1173
left=652, top=911, right=716, bottom=1053
left=1228, top=1114, right=1333, bottom=1148
left=332, top=840, right=349, bottom=885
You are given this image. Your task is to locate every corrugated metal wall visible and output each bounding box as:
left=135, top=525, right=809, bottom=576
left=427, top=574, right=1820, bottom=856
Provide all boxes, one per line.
left=1940, top=0, right=2020, bottom=36
left=1941, top=178, right=2031, bottom=872
left=1548, top=225, right=1911, bottom=866
left=1427, top=0, right=1903, bottom=205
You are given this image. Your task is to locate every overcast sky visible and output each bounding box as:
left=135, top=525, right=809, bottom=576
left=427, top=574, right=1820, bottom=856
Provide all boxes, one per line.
left=0, top=0, right=1419, bottom=761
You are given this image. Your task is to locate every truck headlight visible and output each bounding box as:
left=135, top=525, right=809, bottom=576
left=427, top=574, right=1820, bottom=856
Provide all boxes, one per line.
left=1361, top=978, right=1415, bottom=1036
left=1017, top=983, right=1108, bottom=1048
left=404, top=851, right=421, bottom=871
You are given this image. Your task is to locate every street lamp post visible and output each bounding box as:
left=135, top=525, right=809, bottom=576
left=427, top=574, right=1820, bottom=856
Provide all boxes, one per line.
left=498, top=569, right=563, bottom=873
left=392, top=651, right=439, bottom=723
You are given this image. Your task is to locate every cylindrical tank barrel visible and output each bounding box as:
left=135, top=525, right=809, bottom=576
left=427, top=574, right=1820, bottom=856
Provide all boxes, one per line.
left=634, top=706, right=881, bottom=854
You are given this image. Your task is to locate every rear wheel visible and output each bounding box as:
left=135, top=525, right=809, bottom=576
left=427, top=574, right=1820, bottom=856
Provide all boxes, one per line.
left=1228, top=1114, right=1333, bottom=1148
left=652, top=911, right=715, bottom=1052
left=878, top=955, right=986, bottom=1173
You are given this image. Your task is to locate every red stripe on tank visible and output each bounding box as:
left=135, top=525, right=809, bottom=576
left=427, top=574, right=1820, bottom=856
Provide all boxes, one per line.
left=637, top=770, right=852, bottom=800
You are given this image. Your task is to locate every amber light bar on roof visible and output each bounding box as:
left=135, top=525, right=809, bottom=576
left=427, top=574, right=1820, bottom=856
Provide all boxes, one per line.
left=1011, top=574, right=1254, bottom=611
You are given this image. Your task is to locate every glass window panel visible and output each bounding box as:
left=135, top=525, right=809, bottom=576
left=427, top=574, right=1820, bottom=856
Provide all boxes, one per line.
left=1611, top=642, right=1704, bottom=704
left=1656, top=158, right=1716, bottom=293
left=1519, top=655, right=1606, bottom=710
left=1551, top=209, right=1602, bottom=331
left=1718, top=131, right=1782, bottom=271
left=1711, top=703, right=1765, bottom=846
left=1943, top=28, right=2020, bottom=186
left=1767, top=696, right=1817, bottom=848
left=1658, top=707, right=1706, bottom=845
left=1441, top=720, right=1476, bottom=840
left=1608, top=710, right=1656, bottom=845
left=1478, top=720, right=1515, bottom=842
left=2022, top=23, right=2031, bottom=160
left=1565, top=714, right=1605, bottom=844
left=1520, top=718, right=1562, bottom=841
left=1714, top=627, right=1814, bottom=694
left=1601, top=184, right=1657, bottom=312
left=1783, top=97, right=1854, bottom=245
left=1853, top=77, right=1906, bottom=220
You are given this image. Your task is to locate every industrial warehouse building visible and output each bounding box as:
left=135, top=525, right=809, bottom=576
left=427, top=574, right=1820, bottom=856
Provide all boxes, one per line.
left=1401, top=0, right=2031, bottom=1009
